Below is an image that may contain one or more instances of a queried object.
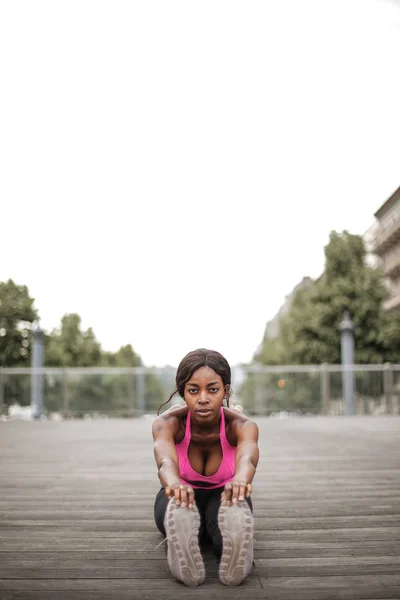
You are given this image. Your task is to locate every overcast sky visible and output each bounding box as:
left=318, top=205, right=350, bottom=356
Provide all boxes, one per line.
left=1, top=0, right=399, bottom=368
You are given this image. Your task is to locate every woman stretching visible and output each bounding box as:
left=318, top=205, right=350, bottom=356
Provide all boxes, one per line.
left=152, top=348, right=259, bottom=586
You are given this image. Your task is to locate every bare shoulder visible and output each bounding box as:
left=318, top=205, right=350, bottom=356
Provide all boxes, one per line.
left=152, top=404, right=188, bottom=439
left=223, top=407, right=259, bottom=443
left=223, top=406, right=255, bottom=426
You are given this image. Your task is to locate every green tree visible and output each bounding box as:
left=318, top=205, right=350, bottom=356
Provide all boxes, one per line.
left=256, top=231, right=399, bottom=365
left=380, top=309, right=400, bottom=363
left=102, top=344, right=142, bottom=367
left=42, top=313, right=103, bottom=414
left=45, top=313, right=102, bottom=367
left=0, top=279, right=38, bottom=367
left=253, top=336, right=286, bottom=365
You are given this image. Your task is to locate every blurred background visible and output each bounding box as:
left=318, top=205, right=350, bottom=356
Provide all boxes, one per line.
left=1, top=0, right=399, bottom=420
left=2, top=208, right=400, bottom=419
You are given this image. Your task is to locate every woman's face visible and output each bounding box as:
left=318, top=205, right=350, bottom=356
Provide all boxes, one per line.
left=184, top=366, right=228, bottom=422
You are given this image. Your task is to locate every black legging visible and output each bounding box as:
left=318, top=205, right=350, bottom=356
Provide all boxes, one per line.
left=154, top=486, right=253, bottom=559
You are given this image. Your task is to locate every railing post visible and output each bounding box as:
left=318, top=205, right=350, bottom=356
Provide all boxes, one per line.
left=136, top=368, right=145, bottom=416
left=30, top=324, right=44, bottom=419
left=254, top=372, right=263, bottom=415
left=340, top=310, right=355, bottom=416
left=129, top=368, right=136, bottom=417
left=62, top=369, right=69, bottom=417
left=383, top=363, right=393, bottom=415
left=0, top=368, right=4, bottom=415
left=320, top=363, right=330, bottom=415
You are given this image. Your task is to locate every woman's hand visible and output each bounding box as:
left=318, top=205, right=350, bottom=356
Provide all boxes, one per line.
left=221, top=481, right=253, bottom=506
left=165, top=483, right=195, bottom=509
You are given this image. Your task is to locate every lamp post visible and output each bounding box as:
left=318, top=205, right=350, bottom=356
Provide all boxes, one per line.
left=31, top=324, right=44, bottom=419
left=340, top=310, right=355, bottom=416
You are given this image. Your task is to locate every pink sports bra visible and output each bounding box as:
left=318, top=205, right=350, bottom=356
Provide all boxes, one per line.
left=175, top=407, right=236, bottom=489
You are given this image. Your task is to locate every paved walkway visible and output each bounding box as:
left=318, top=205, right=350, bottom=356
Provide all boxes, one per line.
left=0, top=416, right=400, bottom=599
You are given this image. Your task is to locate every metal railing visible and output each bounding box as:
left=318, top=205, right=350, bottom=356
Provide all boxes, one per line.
left=236, top=363, right=400, bottom=416
left=1, top=364, right=399, bottom=418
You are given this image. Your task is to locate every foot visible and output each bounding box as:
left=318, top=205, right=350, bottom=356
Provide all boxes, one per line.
left=218, top=501, right=254, bottom=586
left=164, top=497, right=205, bottom=587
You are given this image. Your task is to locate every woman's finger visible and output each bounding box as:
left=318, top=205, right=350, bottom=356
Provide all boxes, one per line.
left=238, top=482, right=247, bottom=502
left=173, top=486, right=181, bottom=505
left=180, top=485, right=188, bottom=507
left=187, top=487, right=194, bottom=509
left=246, top=483, right=253, bottom=497
left=224, top=482, right=233, bottom=506
left=232, top=481, right=240, bottom=504
left=165, top=485, right=176, bottom=498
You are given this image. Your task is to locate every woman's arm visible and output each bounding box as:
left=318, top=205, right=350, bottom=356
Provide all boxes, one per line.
left=224, top=418, right=259, bottom=505
left=152, top=415, right=181, bottom=488
left=152, top=409, right=195, bottom=508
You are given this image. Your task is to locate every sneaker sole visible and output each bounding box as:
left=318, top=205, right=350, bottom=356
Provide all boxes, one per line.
left=164, top=499, right=205, bottom=587
left=218, top=501, right=254, bottom=586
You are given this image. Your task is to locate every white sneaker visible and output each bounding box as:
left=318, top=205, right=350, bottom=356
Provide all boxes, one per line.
left=164, top=497, right=205, bottom=587
left=218, top=501, right=254, bottom=586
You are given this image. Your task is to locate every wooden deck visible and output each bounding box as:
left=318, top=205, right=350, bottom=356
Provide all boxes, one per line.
left=0, top=416, right=400, bottom=600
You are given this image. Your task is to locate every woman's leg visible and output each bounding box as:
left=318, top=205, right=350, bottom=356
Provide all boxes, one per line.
left=154, top=486, right=209, bottom=539
left=192, top=488, right=209, bottom=541
left=203, top=489, right=224, bottom=558
left=218, top=496, right=254, bottom=586
left=203, top=489, right=253, bottom=559
left=156, top=488, right=205, bottom=586
left=154, top=487, right=169, bottom=536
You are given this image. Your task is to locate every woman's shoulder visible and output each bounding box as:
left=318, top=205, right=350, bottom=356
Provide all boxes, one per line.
left=153, top=404, right=188, bottom=439
left=160, top=403, right=187, bottom=417
left=223, top=406, right=258, bottom=444
left=223, top=405, right=252, bottom=424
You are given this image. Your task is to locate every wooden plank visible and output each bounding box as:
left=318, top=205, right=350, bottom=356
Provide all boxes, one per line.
left=260, top=575, right=400, bottom=589
left=1, top=529, right=400, bottom=551
left=1, top=496, right=399, bottom=505
left=0, top=523, right=398, bottom=538
left=3, top=507, right=400, bottom=519
left=0, top=577, right=263, bottom=591
left=1, top=492, right=398, bottom=502
left=2, top=560, right=400, bottom=579
left=0, top=526, right=399, bottom=538
left=1, top=541, right=399, bottom=562
left=0, top=574, right=400, bottom=591
left=1, top=515, right=399, bottom=529
left=0, top=552, right=399, bottom=569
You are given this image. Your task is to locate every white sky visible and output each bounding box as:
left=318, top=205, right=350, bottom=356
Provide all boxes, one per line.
left=1, top=0, right=399, bottom=368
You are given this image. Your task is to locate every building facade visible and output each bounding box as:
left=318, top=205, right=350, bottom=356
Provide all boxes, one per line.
left=372, top=186, right=400, bottom=311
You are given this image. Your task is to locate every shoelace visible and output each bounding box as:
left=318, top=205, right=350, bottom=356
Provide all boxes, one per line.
left=154, top=538, right=181, bottom=566
left=154, top=537, right=167, bottom=550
